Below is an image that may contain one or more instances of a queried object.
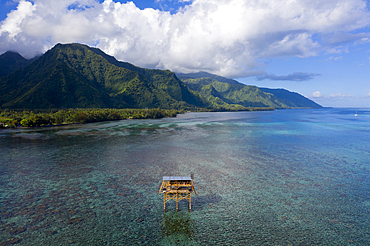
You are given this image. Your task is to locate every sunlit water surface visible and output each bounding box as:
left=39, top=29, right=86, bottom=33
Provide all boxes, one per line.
left=1, top=108, right=370, bottom=245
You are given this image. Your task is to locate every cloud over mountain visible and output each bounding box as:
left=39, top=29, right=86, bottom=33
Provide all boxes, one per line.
left=257, top=72, right=320, bottom=81
left=1, top=0, right=370, bottom=78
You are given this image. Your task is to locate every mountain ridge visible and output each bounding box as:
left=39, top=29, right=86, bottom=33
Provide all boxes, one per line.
left=177, top=72, right=322, bottom=109
left=0, top=43, right=205, bottom=109
left=0, top=43, right=322, bottom=110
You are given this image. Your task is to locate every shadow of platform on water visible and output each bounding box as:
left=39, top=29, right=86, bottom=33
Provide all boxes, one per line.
left=192, top=194, right=223, bottom=210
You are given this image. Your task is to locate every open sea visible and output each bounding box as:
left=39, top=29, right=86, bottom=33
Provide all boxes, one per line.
left=1, top=108, right=370, bottom=245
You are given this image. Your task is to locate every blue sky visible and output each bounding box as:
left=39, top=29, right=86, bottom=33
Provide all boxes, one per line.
left=1, top=0, right=370, bottom=107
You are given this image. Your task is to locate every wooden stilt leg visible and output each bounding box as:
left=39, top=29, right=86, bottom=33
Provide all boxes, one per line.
left=176, top=194, right=179, bottom=211
left=164, top=193, right=166, bottom=211
left=189, top=194, right=191, bottom=211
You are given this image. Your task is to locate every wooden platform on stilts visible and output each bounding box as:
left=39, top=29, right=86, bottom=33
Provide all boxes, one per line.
left=159, top=174, right=197, bottom=211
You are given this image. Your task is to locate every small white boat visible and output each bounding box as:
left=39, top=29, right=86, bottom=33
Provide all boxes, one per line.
left=355, top=110, right=358, bottom=116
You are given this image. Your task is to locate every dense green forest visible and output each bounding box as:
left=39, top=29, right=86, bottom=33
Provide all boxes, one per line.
left=0, top=108, right=180, bottom=128
left=178, top=75, right=322, bottom=109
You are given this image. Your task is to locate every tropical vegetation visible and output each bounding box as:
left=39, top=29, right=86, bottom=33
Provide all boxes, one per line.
left=0, top=43, right=204, bottom=109
left=177, top=73, right=322, bottom=109
left=0, top=108, right=181, bottom=128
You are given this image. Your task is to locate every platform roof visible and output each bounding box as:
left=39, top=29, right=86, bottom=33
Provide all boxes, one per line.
left=163, top=176, right=192, bottom=181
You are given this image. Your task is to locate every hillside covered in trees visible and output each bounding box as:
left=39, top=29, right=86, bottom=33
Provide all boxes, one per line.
left=0, top=43, right=205, bottom=109
left=177, top=72, right=322, bottom=109
left=0, top=43, right=321, bottom=112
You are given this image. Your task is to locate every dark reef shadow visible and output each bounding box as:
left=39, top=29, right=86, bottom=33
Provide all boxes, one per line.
left=161, top=211, right=194, bottom=238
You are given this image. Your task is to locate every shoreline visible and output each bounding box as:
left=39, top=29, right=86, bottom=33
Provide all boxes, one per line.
left=0, top=107, right=323, bottom=129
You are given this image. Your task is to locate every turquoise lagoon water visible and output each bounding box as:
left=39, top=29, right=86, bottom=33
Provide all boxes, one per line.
left=0, top=108, right=370, bottom=245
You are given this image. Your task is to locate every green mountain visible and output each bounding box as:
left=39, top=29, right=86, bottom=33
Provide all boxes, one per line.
left=0, top=43, right=321, bottom=110
left=0, top=43, right=205, bottom=109
left=0, top=51, right=34, bottom=78
left=259, top=88, right=322, bottom=108
left=177, top=73, right=322, bottom=109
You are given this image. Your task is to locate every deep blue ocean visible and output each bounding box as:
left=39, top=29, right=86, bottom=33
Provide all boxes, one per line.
left=1, top=108, right=369, bottom=245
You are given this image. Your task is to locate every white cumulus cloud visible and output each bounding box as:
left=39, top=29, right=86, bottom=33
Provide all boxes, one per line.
left=327, top=56, right=343, bottom=61
left=1, top=0, right=370, bottom=77
left=329, top=93, right=354, bottom=98
left=312, top=91, right=322, bottom=98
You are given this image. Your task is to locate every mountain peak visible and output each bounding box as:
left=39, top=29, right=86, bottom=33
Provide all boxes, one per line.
left=2, top=50, right=24, bottom=57
left=0, top=43, right=204, bottom=109
left=0, top=51, right=32, bottom=77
